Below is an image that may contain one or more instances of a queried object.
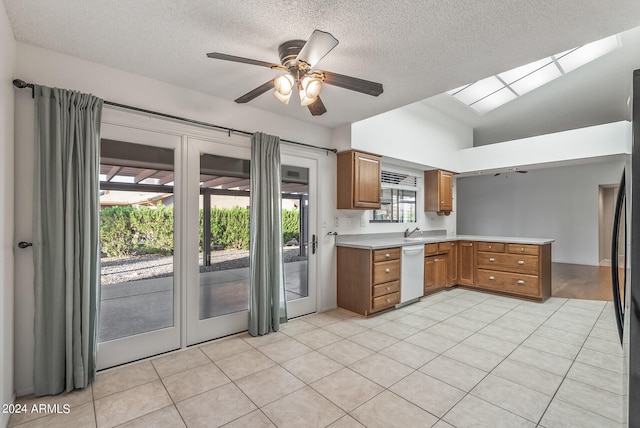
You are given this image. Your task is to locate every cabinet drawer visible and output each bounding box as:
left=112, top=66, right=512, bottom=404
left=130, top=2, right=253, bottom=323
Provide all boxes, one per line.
left=477, top=252, right=539, bottom=275
left=372, top=292, right=400, bottom=311
left=373, top=248, right=400, bottom=262
left=424, top=243, right=439, bottom=255
left=437, top=242, right=455, bottom=253
left=507, top=244, right=539, bottom=255
left=372, top=280, right=400, bottom=297
left=372, top=260, right=400, bottom=284
left=477, top=269, right=540, bottom=297
left=476, top=242, right=505, bottom=253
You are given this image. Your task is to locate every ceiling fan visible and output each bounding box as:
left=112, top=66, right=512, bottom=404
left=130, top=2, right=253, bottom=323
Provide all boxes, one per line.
left=207, top=30, right=384, bottom=116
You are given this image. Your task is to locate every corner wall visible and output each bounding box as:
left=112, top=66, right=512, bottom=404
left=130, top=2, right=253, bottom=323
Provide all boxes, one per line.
left=351, top=101, right=473, bottom=172
left=0, top=2, right=16, bottom=425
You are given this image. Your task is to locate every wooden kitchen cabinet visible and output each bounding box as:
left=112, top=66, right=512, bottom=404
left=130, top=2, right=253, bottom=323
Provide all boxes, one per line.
left=424, top=255, right=446, bottom=294
left=424, top=170, right=454, bottom=214
left=337, top=150, right=381, bottom=209
left=476, top=242, right=551, bottom=301
left=458, top=241, right=476, bottom=286
left=438, top=241, right=458, bottom=286
left=337, top=246, right=400, bottom=316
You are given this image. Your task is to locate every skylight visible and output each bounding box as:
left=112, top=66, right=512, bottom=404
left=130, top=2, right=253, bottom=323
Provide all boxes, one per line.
left=447, top=34, right=621, bottom=115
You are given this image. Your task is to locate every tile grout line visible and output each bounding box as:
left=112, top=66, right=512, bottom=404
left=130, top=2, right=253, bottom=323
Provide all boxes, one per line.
left=533, top=300, right=622, bottom=426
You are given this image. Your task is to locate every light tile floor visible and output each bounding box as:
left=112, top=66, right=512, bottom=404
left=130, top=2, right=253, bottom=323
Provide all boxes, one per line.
left=9, top=288, right=625, bottom=428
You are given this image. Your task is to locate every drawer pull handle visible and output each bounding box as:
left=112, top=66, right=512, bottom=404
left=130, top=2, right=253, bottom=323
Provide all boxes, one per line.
left=452, top=243, right=455, bottom=246
left=434, top=258, right=439, bottom=262
left=470, top=243, right=473, bottom=246
left=385, top=268, right=390, bottom=273
left=518, top=260, right=525, bottom=265
left=386, top=298, right=390, bottom=303
left=386, top=287, right=391, bottom=291
left=520, top=248, right=525, bottom=252
left=517, top=280, right=525, bottom=285
left=385, top=253, right=390, bottom=258
left=488, top=245, right=492, bottom=249
left=489, top=276, right=495, bottom=280
left=489, top=257, right=495, bottom=262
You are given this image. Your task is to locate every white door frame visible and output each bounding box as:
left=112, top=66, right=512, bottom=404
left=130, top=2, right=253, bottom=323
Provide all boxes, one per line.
left=96, top=123, right=182, bottom=370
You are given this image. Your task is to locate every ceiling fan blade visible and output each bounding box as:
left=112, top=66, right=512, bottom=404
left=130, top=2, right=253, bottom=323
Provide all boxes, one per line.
left=207, top=52, right=285, bottom=70
left=323, top=71, right=383, bottom=96
left=234, top=80, right=275, bottom=103
left=307, top=96, right=327, bottom=116
left=296, top=30, right=339, bottom=67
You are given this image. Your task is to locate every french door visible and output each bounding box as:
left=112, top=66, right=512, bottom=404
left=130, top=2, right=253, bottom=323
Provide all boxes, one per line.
left=96, top=124, right=182, bottom=370
left=96, top=124, right=318, bottom=367
left=186, top=137, right=318, bottom=345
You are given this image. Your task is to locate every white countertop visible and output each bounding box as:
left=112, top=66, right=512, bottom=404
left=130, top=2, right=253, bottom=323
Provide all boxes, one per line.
left=335, top=233, right=555, bottom=250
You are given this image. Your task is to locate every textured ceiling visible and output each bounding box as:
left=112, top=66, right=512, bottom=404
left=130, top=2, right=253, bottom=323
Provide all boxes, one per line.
left=4, top=0, right=640, bottom=142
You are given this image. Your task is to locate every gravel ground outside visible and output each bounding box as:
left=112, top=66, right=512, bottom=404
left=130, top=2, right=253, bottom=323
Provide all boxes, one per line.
left=101, top=246, right=307, bottom=285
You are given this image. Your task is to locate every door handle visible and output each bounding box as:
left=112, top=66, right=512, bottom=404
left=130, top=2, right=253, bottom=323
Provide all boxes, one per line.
left=312, top=234, right=318, bottom=254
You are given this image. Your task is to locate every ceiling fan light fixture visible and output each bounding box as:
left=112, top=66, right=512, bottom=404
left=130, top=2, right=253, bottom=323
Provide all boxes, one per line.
left=274, top=74, right=294, bottom=95
left=301, top=74, right=323, bottom=98
left=299, top=85, right=317, bottom=106
left=273, top=74, right=294, bottom=104
left=274, top=89, right=292, bottom=105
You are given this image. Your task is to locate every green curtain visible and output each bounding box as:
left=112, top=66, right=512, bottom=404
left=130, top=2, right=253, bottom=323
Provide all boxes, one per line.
left=249, top=132, right=287, bottom=336
left=32, top=85, right=103, bottom=396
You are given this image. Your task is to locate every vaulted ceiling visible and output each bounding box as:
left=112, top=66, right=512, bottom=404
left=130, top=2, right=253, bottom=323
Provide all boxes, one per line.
left=4, top=0, right=640, bottom=145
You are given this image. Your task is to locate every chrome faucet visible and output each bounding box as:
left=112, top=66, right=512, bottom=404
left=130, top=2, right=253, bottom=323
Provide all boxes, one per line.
left=404, top=227, right=421, bottom=238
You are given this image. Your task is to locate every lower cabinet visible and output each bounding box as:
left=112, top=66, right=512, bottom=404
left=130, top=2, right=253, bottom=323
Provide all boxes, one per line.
left=424, top=255, right=446, bottom=294
left=475, top=242, right=551, bottom=301
left=337, top=246, right=401, bottom=316
left=458, top=241, right=476, bottom=286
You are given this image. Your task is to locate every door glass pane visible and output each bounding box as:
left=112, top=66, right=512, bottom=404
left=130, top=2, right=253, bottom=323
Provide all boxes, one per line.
left=98, top=140, right=175, bottom=342
left=199, top=154, right=251, bottom=320
left=282, top=165, right=309, bottom=302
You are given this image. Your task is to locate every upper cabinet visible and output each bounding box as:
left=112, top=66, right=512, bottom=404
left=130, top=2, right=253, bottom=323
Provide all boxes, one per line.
left=424, top=169, right=454, bottom=215
left=337, top=150, right=381, bottom=209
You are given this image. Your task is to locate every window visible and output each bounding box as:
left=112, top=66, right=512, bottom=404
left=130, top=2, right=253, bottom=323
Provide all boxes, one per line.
left=371, top=188, right=416, bottom=223
left=371, top=168, right=419, bottom=223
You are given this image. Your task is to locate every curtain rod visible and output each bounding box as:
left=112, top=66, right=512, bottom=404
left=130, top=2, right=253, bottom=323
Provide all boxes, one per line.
left=12, top=79, right=337, bottom=154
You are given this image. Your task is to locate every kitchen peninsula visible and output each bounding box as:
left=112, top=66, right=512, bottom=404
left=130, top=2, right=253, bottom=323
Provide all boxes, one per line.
left=336, top=233, right=553, bottom=316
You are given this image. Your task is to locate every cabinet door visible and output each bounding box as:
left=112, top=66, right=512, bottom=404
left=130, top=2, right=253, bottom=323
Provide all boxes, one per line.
left=353, top=152, right=381, bottom=208
left=446, top=243, right=458, bottom=286
left=434, top=256, right=447, bottom=288
left=424, top=256, right=435, bottom=292
left=439, top=171, right=453, bottom=212
left=458, top=241, right=476, bottom=286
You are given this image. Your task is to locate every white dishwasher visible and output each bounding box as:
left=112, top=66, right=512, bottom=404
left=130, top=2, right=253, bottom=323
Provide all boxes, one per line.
left=398, top=244, right=425, bottom=306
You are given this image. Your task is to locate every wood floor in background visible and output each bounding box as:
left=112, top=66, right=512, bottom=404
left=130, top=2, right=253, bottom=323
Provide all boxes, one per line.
left=552, top=262, right=624, bottom=301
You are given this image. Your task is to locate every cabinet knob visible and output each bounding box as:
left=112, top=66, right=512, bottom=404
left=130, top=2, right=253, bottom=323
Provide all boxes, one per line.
left=386, top=298, right=390, bottom=303
left=385, top=253, right=390, bottom=258
left=452, top=243, right=455, bottom=246
left=470, top=243, right=473, bottom=246
left=517, top=280, right=525, bottom=285
left=520, top=248, right=525, bottom=252
left=489, top=276, right=495, bottom=280
left=518, top=260, right=525, bottom=265
left=386, top=286, right=391, bottom=291
left=434, top=258, right=439, bottom=262
left=385, top=268, right=390, bottom=273
left=488, top=245, right=492, bottom=249
left=489, top=257, right=495, bottom=262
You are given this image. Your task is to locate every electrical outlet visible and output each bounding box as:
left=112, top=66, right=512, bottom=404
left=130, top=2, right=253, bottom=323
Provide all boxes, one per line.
left=322, top=218, right=327, bottom=228
left=360, top=216, right=367, bottom=227
left=334, top=216, right=339, bottom=227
